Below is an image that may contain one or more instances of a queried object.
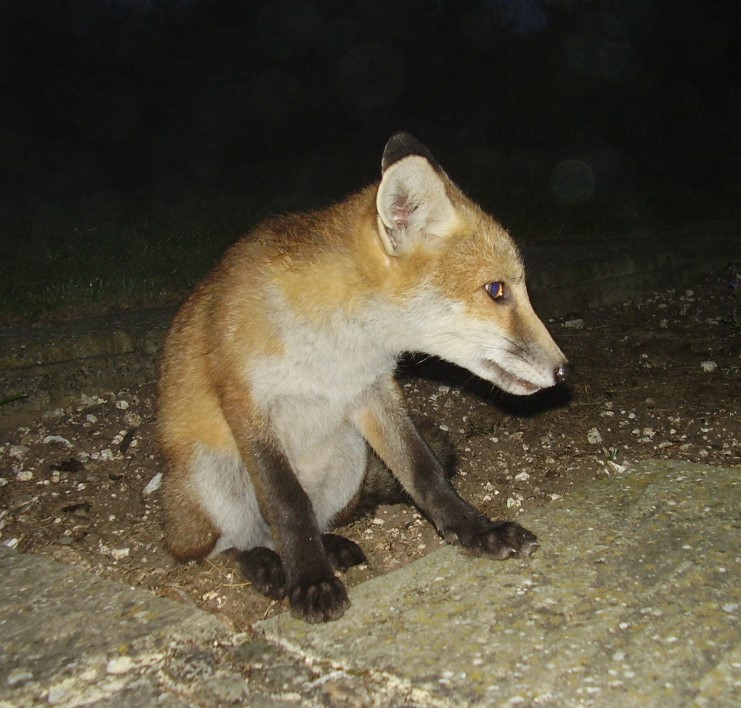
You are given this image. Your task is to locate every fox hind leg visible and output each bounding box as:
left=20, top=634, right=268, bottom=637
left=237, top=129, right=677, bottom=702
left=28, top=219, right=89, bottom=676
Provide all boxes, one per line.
left=334, top=419, right=456, bottom=526
left=163, top=442, right=272, bottom=560
left=321, top=533, right=367, bottom=570
left=161, top=453, right=221, bottom=561
left=239, top=546, right=287, bottom=599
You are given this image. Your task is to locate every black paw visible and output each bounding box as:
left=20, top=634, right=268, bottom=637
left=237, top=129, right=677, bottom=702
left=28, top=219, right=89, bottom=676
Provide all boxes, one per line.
left=238, top=546, right=287, bottom=599
left=322, top=533, right=367, bottom=571
left=456, top=521, right=539, bottom=560
left=288, top=576, right=350, bottom=623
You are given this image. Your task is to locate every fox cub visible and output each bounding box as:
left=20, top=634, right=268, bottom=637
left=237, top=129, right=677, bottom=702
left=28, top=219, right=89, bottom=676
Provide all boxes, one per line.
left=158, top=133, right=570, bottom=623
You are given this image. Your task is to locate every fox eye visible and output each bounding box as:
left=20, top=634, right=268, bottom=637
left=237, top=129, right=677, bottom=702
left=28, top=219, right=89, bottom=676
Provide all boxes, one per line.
left=484, top=281, right=505, bottom=301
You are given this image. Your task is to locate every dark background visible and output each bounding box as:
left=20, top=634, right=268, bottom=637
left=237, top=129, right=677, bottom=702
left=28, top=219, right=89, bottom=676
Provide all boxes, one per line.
left=1, top=0, right=739, bottom=320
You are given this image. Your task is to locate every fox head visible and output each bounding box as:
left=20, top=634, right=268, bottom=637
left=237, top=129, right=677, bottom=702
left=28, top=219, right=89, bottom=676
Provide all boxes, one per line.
left=374, top=132, right=570, bottom=396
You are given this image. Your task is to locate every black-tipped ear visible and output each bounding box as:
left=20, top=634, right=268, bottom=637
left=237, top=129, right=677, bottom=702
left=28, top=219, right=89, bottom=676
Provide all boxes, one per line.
left=376, top=154, right=457, bottom=256
left=382, top=132, right=440, bottom=174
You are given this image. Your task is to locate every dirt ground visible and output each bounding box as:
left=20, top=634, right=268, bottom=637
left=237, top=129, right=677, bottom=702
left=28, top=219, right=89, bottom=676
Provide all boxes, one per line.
left=1, top=266, right=739, bottom=630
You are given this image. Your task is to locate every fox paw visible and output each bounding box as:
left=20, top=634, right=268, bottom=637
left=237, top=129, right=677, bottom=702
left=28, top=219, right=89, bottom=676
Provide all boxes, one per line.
left=322, top=533, right=367, bottom=571
left=288, top=577, right=350, bottom=623
left=456, top=521, right=539, bottom=560
left=239, top=547, right=287, bottom=600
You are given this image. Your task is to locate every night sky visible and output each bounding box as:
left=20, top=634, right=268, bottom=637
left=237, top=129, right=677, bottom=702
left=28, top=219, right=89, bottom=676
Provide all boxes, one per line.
left=1, top=0, right=739, bottom=234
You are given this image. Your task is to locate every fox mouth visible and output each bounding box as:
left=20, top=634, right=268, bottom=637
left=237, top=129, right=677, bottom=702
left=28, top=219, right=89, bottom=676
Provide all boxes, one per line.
left=480, top=359, right=541, bottom=395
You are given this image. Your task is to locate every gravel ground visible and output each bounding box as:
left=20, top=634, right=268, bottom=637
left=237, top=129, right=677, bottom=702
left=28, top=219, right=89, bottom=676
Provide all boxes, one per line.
left=1, top=266, right=739, bottom=629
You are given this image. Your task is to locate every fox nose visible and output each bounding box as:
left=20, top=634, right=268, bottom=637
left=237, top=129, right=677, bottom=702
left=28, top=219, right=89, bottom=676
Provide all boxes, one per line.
left=554, top=363, right=573, bottom=384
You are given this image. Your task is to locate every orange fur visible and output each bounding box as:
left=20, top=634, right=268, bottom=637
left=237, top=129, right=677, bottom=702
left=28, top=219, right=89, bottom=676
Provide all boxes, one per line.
left=158, top=134, right=567, bottom=578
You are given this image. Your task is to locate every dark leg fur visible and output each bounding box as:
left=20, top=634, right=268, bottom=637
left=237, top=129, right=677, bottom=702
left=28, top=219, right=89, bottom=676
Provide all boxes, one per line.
left=239, top=546, right=287, bottom=600
left=239, top=534, right=366, bottom=603
left=358, top=388, right=540, bottom=563
left=453, top=520, right=539, bottom=559
left=226, top=434, right=351, bottom=623
left=322, top=533, right=367, bottom=570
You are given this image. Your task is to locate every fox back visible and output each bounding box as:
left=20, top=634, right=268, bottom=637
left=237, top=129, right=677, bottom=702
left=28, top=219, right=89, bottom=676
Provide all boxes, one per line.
left=158, top=133, right=569, bottom=622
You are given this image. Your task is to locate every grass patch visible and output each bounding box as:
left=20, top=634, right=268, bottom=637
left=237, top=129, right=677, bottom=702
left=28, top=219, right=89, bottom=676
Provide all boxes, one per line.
left=2, top=173, right=737, bottom=325
left=0, top=191, right=264, bottom=324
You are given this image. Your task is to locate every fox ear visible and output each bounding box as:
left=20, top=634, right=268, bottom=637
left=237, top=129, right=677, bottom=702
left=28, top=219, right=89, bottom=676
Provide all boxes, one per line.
left=376, top=154, right=457, bottom=256
left=381, top=132, right=440, bottom=174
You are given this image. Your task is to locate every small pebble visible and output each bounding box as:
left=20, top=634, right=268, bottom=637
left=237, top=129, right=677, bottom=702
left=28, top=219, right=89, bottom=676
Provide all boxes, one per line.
left=43, top=435, right=72, bottom=447
left=106, top=656, right=134, bottom=675
left=563, top=318, right=584, bottom=329
left=6, top=668, right=33, bottom=686
left=9, top=445, right=29, bottom=458
left=143, top=472, right=163, bottom=495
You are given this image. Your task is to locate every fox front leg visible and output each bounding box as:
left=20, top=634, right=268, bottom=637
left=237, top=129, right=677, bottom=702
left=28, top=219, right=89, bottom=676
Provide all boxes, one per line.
left=356, top=382, right=539, bottom=560
left=235, top=434, right=352, bottom=623
left=239, top=533, right=365, bottom=607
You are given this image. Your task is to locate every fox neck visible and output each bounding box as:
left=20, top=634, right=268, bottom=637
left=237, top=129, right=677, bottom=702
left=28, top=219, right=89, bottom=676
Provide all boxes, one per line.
left=271, top=189, right=427, bottom=349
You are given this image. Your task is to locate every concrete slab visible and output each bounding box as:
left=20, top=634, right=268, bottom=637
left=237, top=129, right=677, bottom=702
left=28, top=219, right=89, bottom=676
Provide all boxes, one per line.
left=260, top=460, right=741, bottom=706
left=0, top=547, right=430, bottom=706
left=0, top=546, right=231, bottom=706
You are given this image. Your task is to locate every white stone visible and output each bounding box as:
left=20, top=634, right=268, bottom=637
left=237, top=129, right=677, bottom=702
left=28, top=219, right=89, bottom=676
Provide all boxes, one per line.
left=106, top=656, right=134, bottom=674
left=43, top=435, right=72, bottom=447
left=143, top=472, right=163, bottom=495
left=563, top=319, right=584, bottom=329
left=9, top=444, right=29, bottom=458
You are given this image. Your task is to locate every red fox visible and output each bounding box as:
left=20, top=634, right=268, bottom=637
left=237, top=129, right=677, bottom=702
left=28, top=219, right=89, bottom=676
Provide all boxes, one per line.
left=158, top=133, right=570, bottom=623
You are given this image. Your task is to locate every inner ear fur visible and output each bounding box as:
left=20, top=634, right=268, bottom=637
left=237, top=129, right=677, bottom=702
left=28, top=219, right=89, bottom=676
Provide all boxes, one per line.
left=376, top=155, right=457, bottom=256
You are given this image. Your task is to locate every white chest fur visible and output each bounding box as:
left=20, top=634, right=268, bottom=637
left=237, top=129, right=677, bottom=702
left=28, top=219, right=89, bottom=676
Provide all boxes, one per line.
left=245, top=297, right=400, bottom=520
